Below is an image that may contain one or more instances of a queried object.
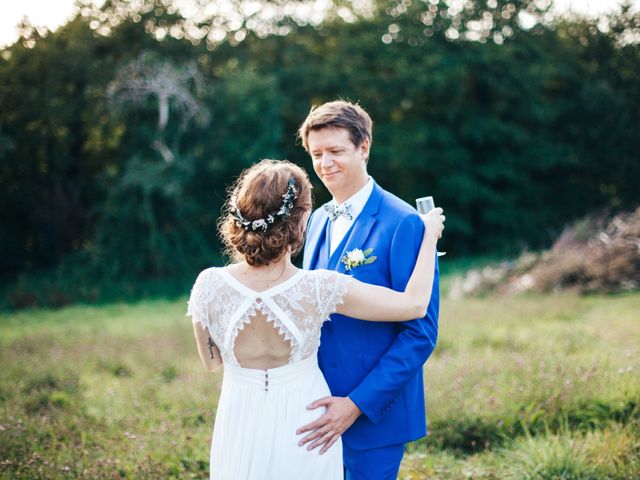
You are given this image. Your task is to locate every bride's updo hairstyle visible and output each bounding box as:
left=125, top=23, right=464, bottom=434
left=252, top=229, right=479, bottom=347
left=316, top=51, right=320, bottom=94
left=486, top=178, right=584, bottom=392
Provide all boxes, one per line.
left=219, top=160, right=312, bottom=266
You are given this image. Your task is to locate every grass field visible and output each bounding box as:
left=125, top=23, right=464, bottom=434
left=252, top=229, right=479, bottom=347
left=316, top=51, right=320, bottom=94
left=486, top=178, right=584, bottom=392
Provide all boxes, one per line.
left=0, top=288, right=638, bottom=479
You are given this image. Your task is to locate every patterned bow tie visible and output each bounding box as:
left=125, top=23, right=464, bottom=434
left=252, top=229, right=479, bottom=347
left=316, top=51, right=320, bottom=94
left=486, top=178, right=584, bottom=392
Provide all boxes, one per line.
left=324, top=202, right=353, bottom=222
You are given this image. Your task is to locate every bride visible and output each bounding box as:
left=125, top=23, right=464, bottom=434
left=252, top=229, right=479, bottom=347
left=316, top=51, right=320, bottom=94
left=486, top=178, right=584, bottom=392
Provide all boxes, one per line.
left=186, top=159, right=444, bottom=479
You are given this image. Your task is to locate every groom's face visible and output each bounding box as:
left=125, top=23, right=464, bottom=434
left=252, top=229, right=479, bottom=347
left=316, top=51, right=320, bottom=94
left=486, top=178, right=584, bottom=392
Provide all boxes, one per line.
left=307, top=127, right=369, bottom=203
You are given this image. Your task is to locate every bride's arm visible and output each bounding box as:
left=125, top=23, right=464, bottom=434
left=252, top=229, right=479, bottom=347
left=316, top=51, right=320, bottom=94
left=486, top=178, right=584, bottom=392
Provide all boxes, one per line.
left=335, top=208, right=444, bottom=322
left=192, top=323, right=223, bottom=371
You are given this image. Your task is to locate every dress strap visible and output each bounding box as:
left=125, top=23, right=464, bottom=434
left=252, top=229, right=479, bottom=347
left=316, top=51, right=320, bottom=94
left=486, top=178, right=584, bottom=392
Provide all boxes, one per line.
left=261, top=297, right=305, bottom=347
left=223, top=296, right=257, bottom=351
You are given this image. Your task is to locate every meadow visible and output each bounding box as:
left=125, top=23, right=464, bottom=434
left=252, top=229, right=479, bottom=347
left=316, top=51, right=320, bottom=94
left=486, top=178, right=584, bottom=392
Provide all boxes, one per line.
left=0, top=283, right=638, bottom=479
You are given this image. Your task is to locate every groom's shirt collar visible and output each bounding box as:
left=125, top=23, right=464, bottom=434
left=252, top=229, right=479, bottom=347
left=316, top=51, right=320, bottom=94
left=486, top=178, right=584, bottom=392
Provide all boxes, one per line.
left=329, top=177, right=374, bottom=254
left=332, top=176, right=373, bottom=219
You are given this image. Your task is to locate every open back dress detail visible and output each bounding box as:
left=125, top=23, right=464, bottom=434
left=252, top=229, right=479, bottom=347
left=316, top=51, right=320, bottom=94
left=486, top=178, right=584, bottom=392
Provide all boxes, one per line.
left=186, top=267, right=350, bottom=480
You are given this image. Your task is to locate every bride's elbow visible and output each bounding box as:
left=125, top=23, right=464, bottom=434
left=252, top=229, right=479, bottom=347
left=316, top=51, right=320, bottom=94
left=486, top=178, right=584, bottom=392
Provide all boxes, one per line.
left=206, top=360, right=223, bottom=372
left=412, top=300, right=429, bottom=320
left=200, top=358, right=222, bottom=372
left=400, top=291, right=431, bottom=320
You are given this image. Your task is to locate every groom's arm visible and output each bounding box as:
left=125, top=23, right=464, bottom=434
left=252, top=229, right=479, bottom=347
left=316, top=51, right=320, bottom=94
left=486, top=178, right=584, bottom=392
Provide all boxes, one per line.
left=348, top=213, right=439, bottom=423
left=298, top=214, right=439, bottom=452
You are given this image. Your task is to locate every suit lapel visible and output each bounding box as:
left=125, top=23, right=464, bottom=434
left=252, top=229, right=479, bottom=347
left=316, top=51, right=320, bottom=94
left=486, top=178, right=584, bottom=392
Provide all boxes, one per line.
left=324, top=220, right=332, bottom=261
left=333, top=182, right=384, bottom=273
left=304, top=209, right=330, bottom=270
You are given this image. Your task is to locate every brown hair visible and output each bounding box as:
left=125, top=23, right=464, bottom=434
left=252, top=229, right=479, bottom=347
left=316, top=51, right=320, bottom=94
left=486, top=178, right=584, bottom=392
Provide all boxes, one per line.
left=297, top=100, right=373, bottom=159
left=219, top=160, right=313, bottom=266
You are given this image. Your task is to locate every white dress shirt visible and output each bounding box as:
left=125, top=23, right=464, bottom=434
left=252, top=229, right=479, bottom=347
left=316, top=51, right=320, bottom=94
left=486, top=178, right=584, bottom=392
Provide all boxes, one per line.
left=330, top=177, right=374, bottom=255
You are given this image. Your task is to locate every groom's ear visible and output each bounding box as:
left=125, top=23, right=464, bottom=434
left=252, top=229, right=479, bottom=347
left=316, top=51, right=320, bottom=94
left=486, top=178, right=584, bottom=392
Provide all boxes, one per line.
left=359, top=138, right=371, bottom=164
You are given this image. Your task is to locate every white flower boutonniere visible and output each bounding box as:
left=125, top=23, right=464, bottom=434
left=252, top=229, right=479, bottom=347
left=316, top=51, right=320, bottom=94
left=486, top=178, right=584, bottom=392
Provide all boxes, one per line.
left=342, top=248, right=377, bottom=272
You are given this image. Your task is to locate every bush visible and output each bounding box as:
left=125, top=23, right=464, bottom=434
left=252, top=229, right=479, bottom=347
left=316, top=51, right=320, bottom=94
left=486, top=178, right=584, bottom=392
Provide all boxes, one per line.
left=528, top=207, right=640, bottom=293
left=450, top=207, right=640, bottom=297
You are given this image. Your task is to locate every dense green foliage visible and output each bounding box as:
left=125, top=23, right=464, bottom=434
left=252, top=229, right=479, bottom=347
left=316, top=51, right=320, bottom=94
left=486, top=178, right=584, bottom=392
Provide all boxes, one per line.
left=1, top=1, right=638, bottom=307
left=0, top=290, right=638, bottom=478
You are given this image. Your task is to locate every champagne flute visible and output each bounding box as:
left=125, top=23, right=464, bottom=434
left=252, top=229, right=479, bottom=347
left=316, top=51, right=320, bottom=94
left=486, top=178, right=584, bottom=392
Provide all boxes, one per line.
left=416, top=196, right=446, bottom=256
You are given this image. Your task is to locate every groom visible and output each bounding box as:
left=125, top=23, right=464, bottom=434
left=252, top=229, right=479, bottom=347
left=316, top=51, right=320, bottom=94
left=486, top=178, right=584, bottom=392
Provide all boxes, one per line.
left=297, top=100, right=440, bottom=479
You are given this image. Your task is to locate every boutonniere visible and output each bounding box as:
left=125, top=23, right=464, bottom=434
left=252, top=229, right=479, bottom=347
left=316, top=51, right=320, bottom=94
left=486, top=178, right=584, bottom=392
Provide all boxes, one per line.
left=341, top=248, right=377, bottom=272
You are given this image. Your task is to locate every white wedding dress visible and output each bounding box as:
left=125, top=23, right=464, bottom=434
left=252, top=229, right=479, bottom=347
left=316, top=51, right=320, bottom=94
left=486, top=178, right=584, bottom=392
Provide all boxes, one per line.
left=186, top=267, right=350, bottom=480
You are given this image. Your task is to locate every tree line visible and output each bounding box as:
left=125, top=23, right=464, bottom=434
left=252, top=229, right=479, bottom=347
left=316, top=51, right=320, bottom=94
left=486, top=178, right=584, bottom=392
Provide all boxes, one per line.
left=1, top=0, right=638, bottom=307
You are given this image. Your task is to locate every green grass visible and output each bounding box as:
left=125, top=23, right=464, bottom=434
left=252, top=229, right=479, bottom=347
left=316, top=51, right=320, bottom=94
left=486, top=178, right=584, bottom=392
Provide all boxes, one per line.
left=400, top=291, right=640, bottom=479
left=1, top=290, right=638, bottom=479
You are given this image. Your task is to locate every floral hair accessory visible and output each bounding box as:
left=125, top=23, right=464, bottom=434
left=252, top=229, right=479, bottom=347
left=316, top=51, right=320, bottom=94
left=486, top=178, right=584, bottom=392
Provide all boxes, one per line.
left=232, top=176, right=298, bottom=232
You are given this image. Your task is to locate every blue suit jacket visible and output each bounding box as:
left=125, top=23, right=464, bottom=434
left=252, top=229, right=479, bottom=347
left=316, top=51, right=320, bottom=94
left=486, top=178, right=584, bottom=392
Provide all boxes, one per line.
left=303, top=181, right=440, bottom=450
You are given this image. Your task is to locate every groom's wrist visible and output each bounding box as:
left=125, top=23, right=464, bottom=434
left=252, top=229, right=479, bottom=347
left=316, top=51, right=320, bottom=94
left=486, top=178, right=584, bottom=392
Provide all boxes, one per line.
left=346, top=396, right=363, bottom=418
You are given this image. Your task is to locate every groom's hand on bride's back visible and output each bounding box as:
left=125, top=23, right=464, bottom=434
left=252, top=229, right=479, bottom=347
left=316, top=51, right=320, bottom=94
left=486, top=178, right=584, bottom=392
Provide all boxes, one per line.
left=296, top=396, right=362, bottom=454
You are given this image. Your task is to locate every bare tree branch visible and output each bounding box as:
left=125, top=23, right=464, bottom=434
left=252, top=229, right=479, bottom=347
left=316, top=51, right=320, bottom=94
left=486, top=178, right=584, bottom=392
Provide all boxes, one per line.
left=107, top=53, right=206, bottom=162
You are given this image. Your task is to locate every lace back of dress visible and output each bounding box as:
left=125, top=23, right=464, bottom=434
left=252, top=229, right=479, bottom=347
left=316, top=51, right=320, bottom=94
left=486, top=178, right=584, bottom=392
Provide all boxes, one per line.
left=188, top=268, right=349, bottom=368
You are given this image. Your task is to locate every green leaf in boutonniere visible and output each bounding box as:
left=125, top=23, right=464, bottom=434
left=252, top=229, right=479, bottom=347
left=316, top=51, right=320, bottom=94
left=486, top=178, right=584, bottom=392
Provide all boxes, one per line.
left=342, top=247, right=377, bottom=272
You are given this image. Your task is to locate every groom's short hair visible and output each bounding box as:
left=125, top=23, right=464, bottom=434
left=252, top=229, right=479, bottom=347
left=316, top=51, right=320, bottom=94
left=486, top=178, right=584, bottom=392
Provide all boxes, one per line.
left=298, top=100, right=373, bottom=154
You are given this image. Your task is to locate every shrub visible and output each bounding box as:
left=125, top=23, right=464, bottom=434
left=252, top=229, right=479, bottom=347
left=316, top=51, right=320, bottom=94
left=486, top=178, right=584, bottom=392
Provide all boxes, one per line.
left=450, top=207, right=640, bottom=297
